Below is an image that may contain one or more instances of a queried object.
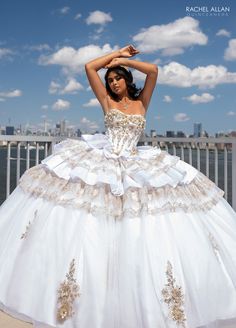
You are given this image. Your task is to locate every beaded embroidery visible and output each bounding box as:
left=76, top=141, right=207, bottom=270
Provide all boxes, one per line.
left=20, top=209, right=38, bottom=239
left=105, top=109, right=145, bottom=155
left=57, top=259, right=80, bottom=322
left=162, top=261, right=186, bottom=327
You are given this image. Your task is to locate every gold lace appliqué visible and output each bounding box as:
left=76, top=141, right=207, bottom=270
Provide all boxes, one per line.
left=162, top=261, right=186, bottom=327
left=57, top=259, right=80, bottom=322
left=19, top=166, right=224, bottom=216
left=21, top=210, right=38, bottom=239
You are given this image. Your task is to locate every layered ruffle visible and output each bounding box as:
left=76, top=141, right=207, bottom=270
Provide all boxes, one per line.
left=41, top=134, right=203, bottom=197
left=21, top=134, right=225, bottom=213
left=19, top=163, right=224, bottom=217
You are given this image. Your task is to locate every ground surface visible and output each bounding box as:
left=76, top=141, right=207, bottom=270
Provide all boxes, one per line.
left=1, top=310, right=236, bottom=328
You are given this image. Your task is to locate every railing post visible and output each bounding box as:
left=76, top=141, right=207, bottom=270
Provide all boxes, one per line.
left=232, top=142, right=236, bottom=211
left=6, top=142, right=11, bottom=198
left=48, top=141, right=55, bottom=155
left=16, top=141, right=21, bottom=185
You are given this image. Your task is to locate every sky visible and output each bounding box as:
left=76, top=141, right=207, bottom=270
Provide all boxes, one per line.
left=0, top=0, right=236, bottom=136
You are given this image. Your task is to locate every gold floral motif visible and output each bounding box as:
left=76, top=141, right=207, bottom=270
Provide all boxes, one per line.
left=20, top=209, right=38, bottom=239
left=162, top=261, right=186, bottom=327
left=57, top=259, right=80, bottom=322
left=208, top=232, right=220, bottom=260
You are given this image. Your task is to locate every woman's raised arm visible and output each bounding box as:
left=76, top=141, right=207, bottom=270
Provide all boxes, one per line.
left=105, top=57, right=158, bottom=111
left=85, top=50, right=120, bottom=109
left=85, top=45, right=139, bottom=110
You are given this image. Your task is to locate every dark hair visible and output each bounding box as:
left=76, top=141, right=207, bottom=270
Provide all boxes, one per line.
left=104, top=66, right=141, bottom=100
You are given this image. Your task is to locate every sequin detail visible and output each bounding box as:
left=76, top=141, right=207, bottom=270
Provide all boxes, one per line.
left=105, top=109, right=146, bottom=155
left=162, top=261, right=186, bottom=327
left=57, top=259, right=80, bottom=322
left=20, top=210, right=38, bottom=239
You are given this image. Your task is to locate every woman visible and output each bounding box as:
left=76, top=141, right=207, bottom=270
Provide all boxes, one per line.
left=0, top=45, right=236, bottom=328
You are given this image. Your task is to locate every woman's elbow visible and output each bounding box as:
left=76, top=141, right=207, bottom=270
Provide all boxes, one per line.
left=85, top=63, right=91, bottom=71
left=152, top=64, right=158, bottom=74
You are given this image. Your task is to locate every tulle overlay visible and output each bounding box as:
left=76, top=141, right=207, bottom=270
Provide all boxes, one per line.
left=0, top=109, right=236, bottom=328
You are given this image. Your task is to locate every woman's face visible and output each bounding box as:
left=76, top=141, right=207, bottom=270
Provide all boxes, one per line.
left=107, top=71, right=127, bottom=96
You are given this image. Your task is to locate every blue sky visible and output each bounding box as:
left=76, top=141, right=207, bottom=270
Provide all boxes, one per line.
left=0, top=0, right=236, bottom=135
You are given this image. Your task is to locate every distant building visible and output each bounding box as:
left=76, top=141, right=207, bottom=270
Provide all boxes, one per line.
left=201, top=130, right=209, bottom=137
left=166, top=131, right=175, bottom=137
left=60, top=120, right=66, bottom=135
left=229, top=131, right=236, bottom=137
left=6, top=126, right=14, bottom=135
left=215, top=132, right=228, bottom=138
left=194, top=123, right=202, bottom=137
left=150, top=129, right=157, bottom=137
left=176, top=131, right=186, bottom=138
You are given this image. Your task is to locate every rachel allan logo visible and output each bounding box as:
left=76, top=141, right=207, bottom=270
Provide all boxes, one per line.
left=186, top=6, right=230, bottom=16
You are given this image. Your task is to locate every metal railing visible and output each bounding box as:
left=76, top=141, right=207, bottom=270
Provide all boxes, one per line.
left=0, top=135, right=236, bottom=210
left=139, top=136, right=236, bottom=210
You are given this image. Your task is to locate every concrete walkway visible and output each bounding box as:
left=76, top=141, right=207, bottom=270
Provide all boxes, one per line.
left=0, top=310, right=32, bottom=328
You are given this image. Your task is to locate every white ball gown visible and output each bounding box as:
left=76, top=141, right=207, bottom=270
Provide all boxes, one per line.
left=0, top=108, right=236, bottom=328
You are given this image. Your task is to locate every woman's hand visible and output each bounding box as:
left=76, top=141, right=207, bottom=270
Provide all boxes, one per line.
left=119, top=45, right=139, bottom=58
left=104, top=58, right=127, bottom=68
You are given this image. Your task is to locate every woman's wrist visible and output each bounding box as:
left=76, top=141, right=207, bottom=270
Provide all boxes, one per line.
left=116, top=50, right=122, bottom=57
left=119, top=58, right=129, bottom=66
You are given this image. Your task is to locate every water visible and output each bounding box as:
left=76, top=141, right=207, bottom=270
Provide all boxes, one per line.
left=0, top=146, right=233, bottom=206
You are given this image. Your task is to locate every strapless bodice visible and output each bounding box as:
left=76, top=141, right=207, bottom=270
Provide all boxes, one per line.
left=104, top=108, right=146, bottom=155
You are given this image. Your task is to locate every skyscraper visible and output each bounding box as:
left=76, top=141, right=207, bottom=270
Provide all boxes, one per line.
left=193, top=123, right=202, bottom=137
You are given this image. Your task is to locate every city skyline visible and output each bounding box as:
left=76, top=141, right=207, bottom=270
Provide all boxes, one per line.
left=0, top=0, right=236, bottom=135
left=1, top=119, right=235, bottom=138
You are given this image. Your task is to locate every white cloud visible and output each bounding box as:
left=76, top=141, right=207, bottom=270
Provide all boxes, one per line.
left=0, top=89, right=22, bottom=97
left=183, top=92, right=215, bottom=104
left=62, top=78, right=84, bottom=94
left=0, top=98, right=5, bottom=102
left=158, top=62, right=236, bottom=88
left=216, top=29, right=231, bottom=37
left=133, top=16, right=207, bottom=55
left=163, top=95, right=172, bottom=103
left=0, top=48, right=13, bottom=59
left=83, top=98, right=100, bottom=107
left=227, top=111, right=236, bottom=116
left=74, top=13, right=82, bottom=20
left=39, top=43, right=117, bottom=75
left=41, top=105, right=49, bottom=110
left=52, top=99, right=70, bottom=111
left=49, top=79, right=84, bottom=94
left=27, top=44, right=51, bottom=52
left=80, top=117, right=100, bottom=131
left=132, top=70, right=146, bottom=82
left=224, top=39, right=236, bottom=61
left=174, top=113, right=190, bottom=122
left=86, top=10, right=112, bottom=25
left=49, top=81, right=61, bottom=94
left=60, top=6, right=70, bottom=15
